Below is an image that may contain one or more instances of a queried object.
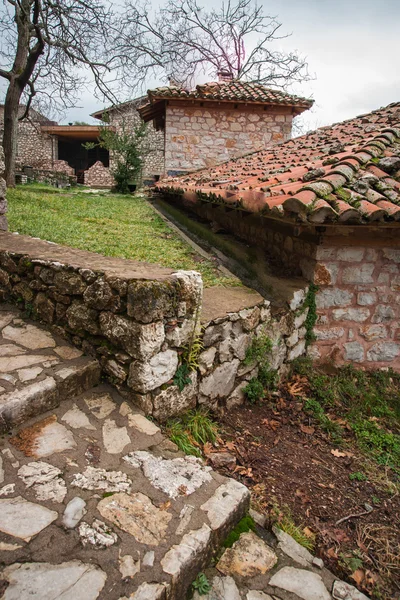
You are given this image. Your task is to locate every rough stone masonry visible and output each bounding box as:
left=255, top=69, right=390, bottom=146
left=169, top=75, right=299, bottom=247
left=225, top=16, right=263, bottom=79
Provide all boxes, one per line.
left=0, top=232, right=309, bottom=420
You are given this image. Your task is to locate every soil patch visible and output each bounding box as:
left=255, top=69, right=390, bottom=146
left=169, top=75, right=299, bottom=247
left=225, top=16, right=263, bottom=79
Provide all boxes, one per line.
left=213, top=383, right=400, bottom=600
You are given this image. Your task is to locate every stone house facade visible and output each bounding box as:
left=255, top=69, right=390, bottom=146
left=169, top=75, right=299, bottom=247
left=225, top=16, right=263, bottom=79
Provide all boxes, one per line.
left=0, top=105, right=57, bottom=168
left=139, top=77, right=313, bottom=175
left=158, top=102, right=400, bottom=372
left=92, top=97, right=165, bottom=183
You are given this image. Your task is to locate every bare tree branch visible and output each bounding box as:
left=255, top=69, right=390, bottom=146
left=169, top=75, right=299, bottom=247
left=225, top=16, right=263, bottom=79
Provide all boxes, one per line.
left=116, top=0, right=310, bottom=93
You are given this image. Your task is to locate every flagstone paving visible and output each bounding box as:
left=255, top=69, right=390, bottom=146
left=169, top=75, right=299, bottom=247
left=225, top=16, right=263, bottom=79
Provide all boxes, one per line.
left=0, top=306, right=370, bottom=600
left=0, top=310, right=250, bottom=600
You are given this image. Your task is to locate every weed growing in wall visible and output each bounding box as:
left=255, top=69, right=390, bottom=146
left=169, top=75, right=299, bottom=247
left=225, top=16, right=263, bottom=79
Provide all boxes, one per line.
left=243, top=332, right=278, bottom=404
left=166, top=408, right=218, bottom=457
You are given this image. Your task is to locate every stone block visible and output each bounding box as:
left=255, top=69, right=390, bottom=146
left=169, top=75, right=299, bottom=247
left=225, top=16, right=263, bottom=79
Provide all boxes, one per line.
left=99, top=312, right=165, bottom=359
left=359, top=324, right=387, bottom=341
left=357, top=292, right=376, bottom=306
left=337, top=247, right=365, bottom=261
left=342, top=264, right=374, bottom=284
left=367, top=342, right=400, bottom=362
left=198, top=347, right=216, bottom=375
left=33, top=293, right=55, bottom=323
left=66, top=302, right=99, bottom=335
left=344, top=342, right=364, bottom=362
left=332, top=308, right=370, bottom=322
left=54, top=271, right=86, bottom=295
left=316, top=288, right=353, bottom=309
left=314, top=327, right=345, bottom=340
left=152, top=372, right=198, bottom=421
left=383, top=248, right=400, bottom=263
left=371, top=304, right=395, bottom=323
left=199, top=359, right=239, bottom=400
left=128, top=349, right=178, bottom=393
left=287, top=340, right=306, bottom=361
left=83, top=279, right=116, bottom=310
left=127, top=280, right=175, bottom=323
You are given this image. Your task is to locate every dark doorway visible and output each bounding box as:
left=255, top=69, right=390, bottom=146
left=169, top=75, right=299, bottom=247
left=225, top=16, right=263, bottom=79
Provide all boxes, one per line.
left=58, top=138, right=109, bottom=183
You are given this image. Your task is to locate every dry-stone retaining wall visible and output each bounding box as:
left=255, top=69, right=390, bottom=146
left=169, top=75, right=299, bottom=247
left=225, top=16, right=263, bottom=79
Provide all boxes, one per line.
left=0, top=233, right=309, bottom=419
left=0, top=146, right=8, bottom=231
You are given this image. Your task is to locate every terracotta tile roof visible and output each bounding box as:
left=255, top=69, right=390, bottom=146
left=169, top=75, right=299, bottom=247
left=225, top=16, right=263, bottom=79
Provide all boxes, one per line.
left=146, top=81, right=313, bottom=110
left=156, top=102, right=400, bottom=225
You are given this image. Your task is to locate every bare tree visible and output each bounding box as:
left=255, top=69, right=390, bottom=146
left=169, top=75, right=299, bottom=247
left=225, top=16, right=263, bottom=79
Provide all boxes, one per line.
left=0, top=0, right=118, bottom=186
left=117, top=0, right=309, bottom=91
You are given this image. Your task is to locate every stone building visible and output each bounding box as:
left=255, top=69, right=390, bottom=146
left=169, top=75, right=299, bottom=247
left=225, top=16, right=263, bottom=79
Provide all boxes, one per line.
left=91, top=96, right=165, bottom=183
left=0, top=105, right=108, bottom=185
left=138, top=75, right=313, bottom=175
left=157, top=102, right=400, bottom=372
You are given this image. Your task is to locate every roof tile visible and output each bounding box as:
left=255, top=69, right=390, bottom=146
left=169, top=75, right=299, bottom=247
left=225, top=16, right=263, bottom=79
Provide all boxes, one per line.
left=157, top=102, right=400, bottom=226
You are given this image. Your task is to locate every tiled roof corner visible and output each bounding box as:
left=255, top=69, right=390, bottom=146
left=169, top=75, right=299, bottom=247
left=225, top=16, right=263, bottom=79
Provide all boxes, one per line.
left=157, top=102, right=400, bottom=226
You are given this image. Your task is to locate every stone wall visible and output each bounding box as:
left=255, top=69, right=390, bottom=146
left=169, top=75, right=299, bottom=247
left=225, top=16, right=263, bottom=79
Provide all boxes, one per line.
left=160, top=192, right=400, bottom=372
left=0, top=106, right=55, bottom=169
left=176, top=193, right=317, bottom=276
left=0, top=147, right=7, bottom=231
left=107, top=102, right=165, bottom=179
left=84, top=161, right=115, bottom=188
left=0, top=232, right=310, bottom=420
left=165, top=103, right=293, bottom=174
left=310, top=241, right=400, bottom=370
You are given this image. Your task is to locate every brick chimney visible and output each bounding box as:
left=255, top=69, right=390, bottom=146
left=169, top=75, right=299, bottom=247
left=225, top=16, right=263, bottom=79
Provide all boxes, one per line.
left=217, top=69, right=234, bottom=82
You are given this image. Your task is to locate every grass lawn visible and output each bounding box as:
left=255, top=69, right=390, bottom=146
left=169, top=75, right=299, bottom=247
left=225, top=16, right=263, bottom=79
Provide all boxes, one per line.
left=7, top=184, right=238, bottom=287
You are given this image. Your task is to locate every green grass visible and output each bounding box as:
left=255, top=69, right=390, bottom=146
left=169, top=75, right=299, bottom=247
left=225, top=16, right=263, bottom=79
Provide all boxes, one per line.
left=7, top=184, right=237, bottom=287
left=166, top=408, right=218, bottom=456
left=291, top=358, right=400, bottom=470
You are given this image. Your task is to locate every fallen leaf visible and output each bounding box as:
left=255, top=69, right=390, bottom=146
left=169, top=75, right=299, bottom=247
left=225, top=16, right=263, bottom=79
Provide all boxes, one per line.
left=159, top=501, right=171, bottom=510
left=327, top=547, right=338, bottom=559
left=225, top=441, right=236, bottom=452
left=351, top=568, right=365, bottom=587
left=331, top=449, right=347, bottom=458
left=203, top=442, right=214, bottom=456
left=273, top=435, right=280, bottom=446
left=303, top=526, right=315, bottom=539
left=300, top=424, right=315, bottom=435
left=269, top=419, right=280, bottom=431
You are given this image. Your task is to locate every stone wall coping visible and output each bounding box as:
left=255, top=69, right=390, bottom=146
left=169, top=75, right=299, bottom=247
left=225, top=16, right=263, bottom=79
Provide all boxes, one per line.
left=0, top=232, right=176, bottom=281
left=201, top=286, right=264, bottom=323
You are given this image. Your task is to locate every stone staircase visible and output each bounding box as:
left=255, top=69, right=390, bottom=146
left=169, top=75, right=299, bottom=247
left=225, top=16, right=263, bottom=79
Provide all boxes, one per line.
left=0, top=306, right=100, bottom=433
left=0, top=307, right=249, bottom=600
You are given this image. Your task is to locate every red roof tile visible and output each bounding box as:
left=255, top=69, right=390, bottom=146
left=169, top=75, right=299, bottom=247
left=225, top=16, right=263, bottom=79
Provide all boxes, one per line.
left=145, top=81, right=313, bottom=110
left=157, top=102, right=400, bottom=226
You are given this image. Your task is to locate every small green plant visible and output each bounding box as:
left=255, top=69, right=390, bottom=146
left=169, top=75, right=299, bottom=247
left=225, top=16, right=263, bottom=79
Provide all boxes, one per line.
left=301, top=283, right=318, bottom=345
left=349, top=471, right=368, bottom=482
left=244, top=333, right=273, bottom=365
left=259, top=364, right=278, bottom=391
left=223, top=514, right=256, bottom=548
left=273, top=505, right=315, bottom=551
left=244, top=377, right=264, bottom=404
left=182, top=334, right=204, bottom=371
left=185, top=408, right=218, bottom=445
left=304, top=398, right=343, bottom=443
left=167, top=420, right=201, bottom=457
left=339, top=551, right=363, bottom=573
left=173, top=363, right=192, bottom=392
left=166, top=409, right=218, bottom=457
left=192, top=573, right=211, bottom=595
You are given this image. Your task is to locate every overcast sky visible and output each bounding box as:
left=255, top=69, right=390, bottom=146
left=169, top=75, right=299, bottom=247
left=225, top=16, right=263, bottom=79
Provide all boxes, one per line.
left=2, top=0, right=399, bottom=129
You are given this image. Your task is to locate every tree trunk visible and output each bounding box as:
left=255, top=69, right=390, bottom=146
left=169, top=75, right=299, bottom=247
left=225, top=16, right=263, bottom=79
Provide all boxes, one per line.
left=3, top=79, right=24, bottom=188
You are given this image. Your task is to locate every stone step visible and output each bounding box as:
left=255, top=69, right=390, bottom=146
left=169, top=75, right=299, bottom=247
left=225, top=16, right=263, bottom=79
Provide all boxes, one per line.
left=0, top=382, right=249, bottom=600
left=0, top=357, right=101, bottom=433
left=0, top=306, right=101, bottom=433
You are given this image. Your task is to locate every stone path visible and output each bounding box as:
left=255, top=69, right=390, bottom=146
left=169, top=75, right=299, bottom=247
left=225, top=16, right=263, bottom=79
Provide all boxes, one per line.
left=0, top=307, right=370, bottom=600
left=0, top=309, right=250, bottom=599
left=194, top=520, right=370, bottom=600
